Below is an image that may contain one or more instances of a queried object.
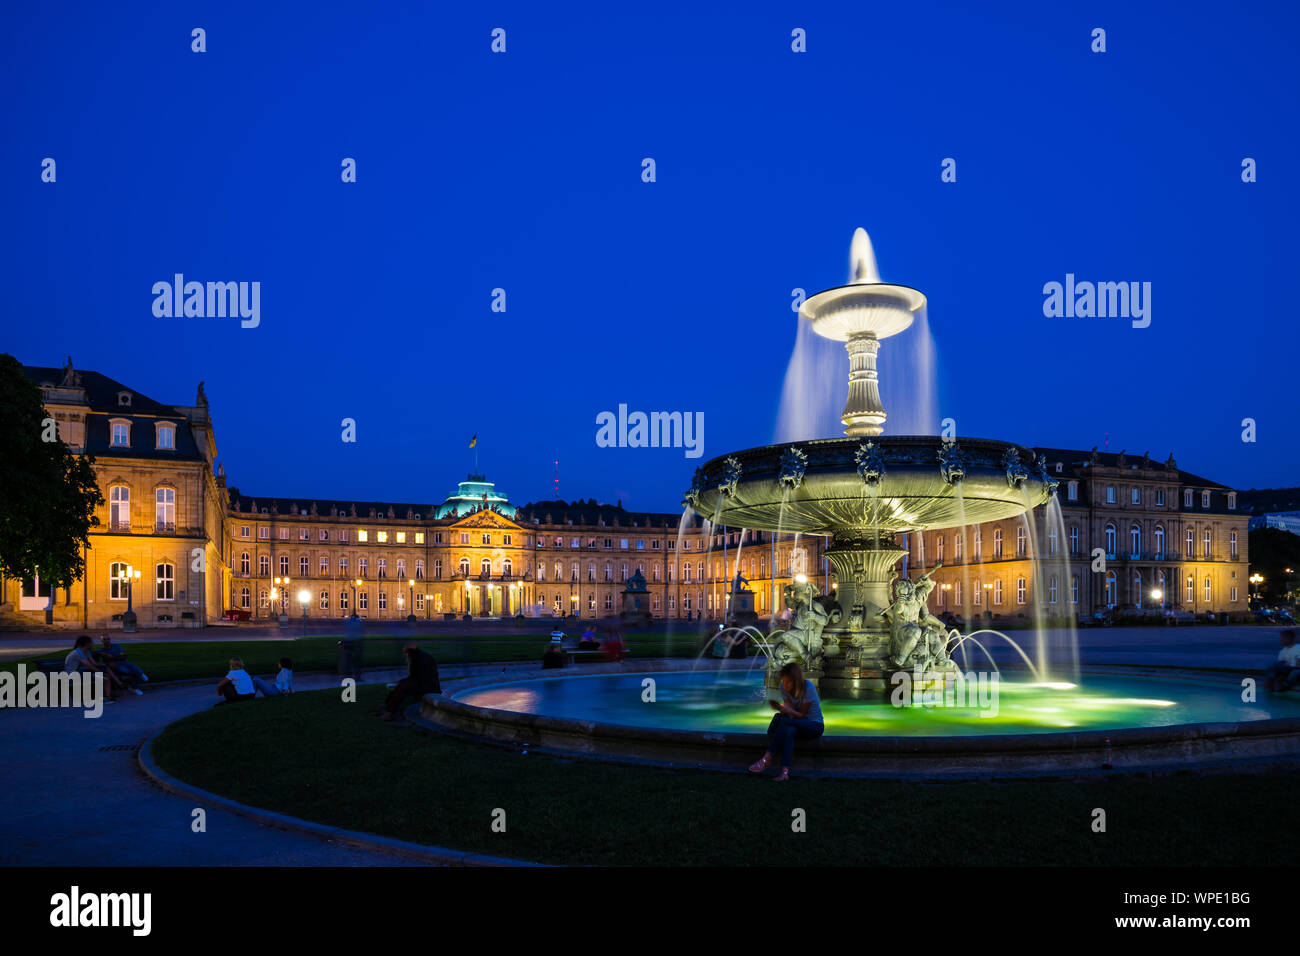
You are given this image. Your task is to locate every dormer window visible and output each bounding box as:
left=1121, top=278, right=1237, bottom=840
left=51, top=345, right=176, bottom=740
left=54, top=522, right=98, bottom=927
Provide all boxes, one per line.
left=109, top=419, right=131, bottom=448
left=117, top=391, right=132, bottom=407
left=155, top=422, right=175, bottom=450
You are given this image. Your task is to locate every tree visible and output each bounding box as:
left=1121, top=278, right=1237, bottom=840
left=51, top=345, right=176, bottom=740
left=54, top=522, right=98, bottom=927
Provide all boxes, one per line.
left=0, top=354, right=103, bottom=603
left=1247, top=526, right=1300, bottom=604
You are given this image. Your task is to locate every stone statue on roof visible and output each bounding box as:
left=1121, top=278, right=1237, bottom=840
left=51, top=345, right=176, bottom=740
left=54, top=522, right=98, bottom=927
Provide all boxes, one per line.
left=196, top=381, right=208, bottom=406
left=60, top=356, right=82, bottom=387
left=350, top=502, right=357, bottom=517
left=310, top=501, right=318, bottom=516
left=1089, top=446, right=1099, bottom=466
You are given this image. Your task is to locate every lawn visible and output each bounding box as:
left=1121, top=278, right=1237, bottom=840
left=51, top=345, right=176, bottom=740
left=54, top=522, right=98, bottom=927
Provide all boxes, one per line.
left=150, top=683, right=1300, bottom=866
left=3, top=631, right=704, bottom=682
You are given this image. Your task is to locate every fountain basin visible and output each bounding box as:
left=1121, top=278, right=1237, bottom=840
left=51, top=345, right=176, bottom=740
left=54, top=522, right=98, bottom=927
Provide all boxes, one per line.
left=418, top=664, right=1300, bottom=777
left=685, top=436, right=1050, bottom=535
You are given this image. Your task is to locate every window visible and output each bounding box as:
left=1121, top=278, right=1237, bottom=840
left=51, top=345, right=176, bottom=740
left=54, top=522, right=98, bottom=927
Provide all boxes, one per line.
left=340, top=589, right=349, bottom=611
left=1227, top=492, right=1236, bottom=510
left=1016, top=578, right=1026, bottom=605
left=1070, top=575, right=1079, bottom=604
left=973, top=580, right=982, bottom=606
left=299, top=528, right=310, bottom=541
left=338, top=530, right=349, bottom=543
left=1104, top=524, right=1116, bottom=556
left=1104, top=571, right=1117, bottom=606
left=1155, top=489, right=1165, bottom=507
left=320, top=556, right=329, bottom=575
left=1016, top=526, right=1026, bottom=557
left=1106, top=486, right=1115, bottom=504
left=936, top=535, right=944, bottom=562
left=604, top=593, right=613, bottom=610
left=973, top=530, right=982, bottom=560
left=1154, top=526, right=1165, bottom=558
left=378, top=591, right=387, bottom=611
left=431, top=559, right=439, bottom=579
left=993, top=579, right=1003, bottom=605
left=278, top=528, right=288, bottom=540
left=1186, top=529, right=1195, bottom=557
left=682, top=563, right=691, bottom=583
left=358, top=530, right=369, bottom=543
left=156, top=562, right=174, bottom=601
left=300, top=556, right=309, bottom=575
left=503, top=558, right=512, bottom=577
left=954, top=581, right=962, bottom=605
left=1230, top=531, right=1238, bottom=559
left=460, top=533, right=469, bottom=545
left=319, top=590, right=329, bottom=610
left=955, top=533, right=963, bottom=560
left=240, top=586, right=250, bottom=609
left=1130, top=525, right=1141, bottom=557
left=240, top=526, right=250, bottom=538
left=319, top=529, right=329, bottom=541
left=110, top=420, right=131, bottom=447
left=1048, top=529, right=1058, bottom=555
left=503, top=534, right=512, bottom=545
left=1131, top=488, right=1140, bottom=505
left=993, top=529, right=1003, bottom=559
left=110, top=486, right=130, bottom=530
left=621, top=538, right=629, bottom=549
left=1048, top=576, right=1057, bottom=604
left=1204, top=577, right=1212, bottom=602
left=339, top=557, right=349, bottom=575
left=279, top=555, right=289, bottom=575
left=358, top=590, right=368, bottom=610
left=155, top=423, right=175, bottom=450
left=1230, top=587, right=1238, bottom=603
left=1069, top=526, right=1079, bottom=555
left=416, top=559, right=425, bottom=580
left=259, top=589, right=270, bottom=609
left=1184, top=489, right=1193, bottom=507
left=1186, top=574, right=1194, bottom=603
left=258, top=527, right=269, bottom=539
left=415, top=532, right=425, bottom=545
left=1203, top=530, right=1211, bottom=558
left=481, top=558, right=491, bottom=577
left=1067, top=481, right=1078, bottom=501
left=358, top=557, right=369, bottom=577
left=1201, top=491, right=1210, bottom=508
left=259, top=555, right=269, bottom=575
left=110, top=561, right=128, bottom=600
left=482, top=533, right=491, bottom=545
left=377, top=531, right=388, bottom=543
left=240, top=552, right=250, bottom=575
left=378, top=557, right=387, bottom=578
left=416, top=593, right=425, bottom=611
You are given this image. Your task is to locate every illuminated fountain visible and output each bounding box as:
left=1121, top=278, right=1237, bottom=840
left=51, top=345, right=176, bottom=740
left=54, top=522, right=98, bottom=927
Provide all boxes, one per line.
left=684, top=228, right=1057, bottom=698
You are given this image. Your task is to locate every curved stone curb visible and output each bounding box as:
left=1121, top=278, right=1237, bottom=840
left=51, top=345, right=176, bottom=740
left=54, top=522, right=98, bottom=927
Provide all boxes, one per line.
left=137, top=728, right=543, bottom=867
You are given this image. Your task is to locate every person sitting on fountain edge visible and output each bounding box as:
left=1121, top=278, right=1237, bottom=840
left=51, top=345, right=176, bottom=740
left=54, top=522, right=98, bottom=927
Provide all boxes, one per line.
left=379, top=642, right=442, bottom=722
left=749, top=662, right=824, bottom=781
left=1265, top=629, right=1300, bottom=692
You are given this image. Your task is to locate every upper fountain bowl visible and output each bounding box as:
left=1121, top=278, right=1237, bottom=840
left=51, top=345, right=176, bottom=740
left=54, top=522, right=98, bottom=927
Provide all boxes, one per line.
left=798, top=282, right=927, bottom=342
left=683, top=436, right=1055, bottom=535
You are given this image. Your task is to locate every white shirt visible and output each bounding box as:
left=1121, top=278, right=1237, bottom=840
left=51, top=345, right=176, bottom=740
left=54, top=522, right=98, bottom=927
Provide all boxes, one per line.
left=1278, top=644, right=1300, bottom=667
left=225, top=669, right=254, bottom=695
left=64, top=648, right=93, bottom=674
left=274, top=668, right=294, bottom=693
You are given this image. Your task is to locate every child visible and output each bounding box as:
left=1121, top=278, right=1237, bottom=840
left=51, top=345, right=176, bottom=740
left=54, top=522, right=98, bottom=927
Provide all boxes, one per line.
left=253, top=657, right=294, bottom=697
left=215, top=657, right=256, bottom=705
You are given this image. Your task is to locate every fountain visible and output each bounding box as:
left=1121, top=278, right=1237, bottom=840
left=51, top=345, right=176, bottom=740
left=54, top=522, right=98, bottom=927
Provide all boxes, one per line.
left=683, top=228, right=1055, bottom=697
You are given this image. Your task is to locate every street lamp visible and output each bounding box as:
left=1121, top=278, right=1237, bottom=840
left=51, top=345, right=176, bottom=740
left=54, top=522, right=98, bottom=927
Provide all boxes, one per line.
left=407, top=578, right=417, bottom=624
left=297, top=588, right=310, bottom=629
left=350, top=578, right=361, bottom=620
left=120, top=565, right=142, bottom=633
left=1250, top=573, right=1264, bottom=601
left=273, top=576, right=291, bottom=627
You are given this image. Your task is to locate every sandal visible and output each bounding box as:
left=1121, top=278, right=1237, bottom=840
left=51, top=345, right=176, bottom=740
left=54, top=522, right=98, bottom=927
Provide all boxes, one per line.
left=748, top=754, right=771, bottom=774
left=772, top=769, right=790, bottom=782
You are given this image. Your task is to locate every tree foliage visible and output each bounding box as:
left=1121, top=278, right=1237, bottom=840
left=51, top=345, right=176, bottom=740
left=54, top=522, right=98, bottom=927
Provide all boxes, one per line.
left=0, top=353, right=104, bottom=588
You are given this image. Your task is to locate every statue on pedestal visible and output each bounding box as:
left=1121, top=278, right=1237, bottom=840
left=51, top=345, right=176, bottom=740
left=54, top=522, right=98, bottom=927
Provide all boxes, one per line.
left=882, top=566, right=954, bottom=672
left=767, top=578, right=832, bottom=682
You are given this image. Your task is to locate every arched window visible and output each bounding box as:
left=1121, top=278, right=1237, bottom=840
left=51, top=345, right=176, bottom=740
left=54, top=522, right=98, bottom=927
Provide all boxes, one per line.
left=240, top=552, right=250, bottom=575
left=1154, top=526, right=1165, bottom=558
left=503, top=558, right=512, bottom=577
left=993, top=528, right=1003, bottom=559
left=155, top=487, right=175, bottom=529
left=109, top=561, right=128, bottom=600
left=1186, top=529, right=1195, bottom=558
left=1186, top=573, right=1195, bottom=603
left=259, top=554, right=269, bottom=575
left=1230, top=531, right=1238, bottom=559
left=110, top=485, right=130, bottom=530
left=481, top=558, right=492, bottom=577
left=1130, top=525, right=1141, bottom=558
left=1104, top=571, right=1117, bottom=606
left=459, top=557, right=470, bottom=577
left=1016, top=526, right=1027, bottom=557
left=1104, top=524, right=1116, bottom=556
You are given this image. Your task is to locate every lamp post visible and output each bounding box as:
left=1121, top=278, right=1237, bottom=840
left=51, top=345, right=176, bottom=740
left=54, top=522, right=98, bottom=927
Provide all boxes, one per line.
left=1250, top=573, right=1264, bottom=602
left=298, top=588, right=310, bottom=632
left=570, top=592, right=578, bottom=619
left=407, top=578, right=417, bottom=624
left=940, top=582, right=952, bottom=614
left=350, top=578, right=360, bottom=620
left=121, top=565, right=141, bottom=633
left=465, top=580, right=473, bottom=618
left=273, top=576, right=291, bottom=628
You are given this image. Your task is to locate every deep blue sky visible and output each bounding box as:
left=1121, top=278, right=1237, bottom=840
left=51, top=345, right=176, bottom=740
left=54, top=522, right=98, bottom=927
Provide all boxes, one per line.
left=4, top=1, right=1296, bottom=512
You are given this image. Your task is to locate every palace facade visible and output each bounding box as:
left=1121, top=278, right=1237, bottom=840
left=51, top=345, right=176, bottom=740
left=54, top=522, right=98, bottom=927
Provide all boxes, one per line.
left=0, top=363, right=1250, bottom=628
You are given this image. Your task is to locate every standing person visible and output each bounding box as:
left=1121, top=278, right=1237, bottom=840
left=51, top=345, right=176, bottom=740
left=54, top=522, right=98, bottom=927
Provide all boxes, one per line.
left=379, top=642, right=442, bottom=722
left=95, top=635, right=147, bottom=694
left=65, top=635, right=123, bottom=702
left=749, top=662, right=824, bottom=781
left=252, top=657, right=294, bottom=697
left=1266, top=629, right=1300, bottom=691
left=215, top=657, right=256, bottom=705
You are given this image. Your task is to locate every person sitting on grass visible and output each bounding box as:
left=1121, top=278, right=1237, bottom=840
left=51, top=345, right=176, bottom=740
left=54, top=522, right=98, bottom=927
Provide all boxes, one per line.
left=749, top=662, right=824, bottom=782
left=252, top=657, right=294, bottom=697
left=215, top=657, right=256, bottom=706
left=65, top=635, right=123, bottom=702
left=95, top=635, right=147, bottom=695
left=1266, top=629, right=1300, bottom=692
left=379, top=642, right=442, bottom=722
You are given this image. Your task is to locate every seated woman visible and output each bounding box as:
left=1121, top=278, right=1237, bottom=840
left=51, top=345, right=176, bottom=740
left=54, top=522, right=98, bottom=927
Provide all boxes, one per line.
left=749, top=662, right=824, bottom=781
left=65, top=635, right=124, bottom=701
left=215, top=657, right=256, bottom=705
left=252, top=657, right=294, bottom=697
left=578, top=626, right=600, bottom=650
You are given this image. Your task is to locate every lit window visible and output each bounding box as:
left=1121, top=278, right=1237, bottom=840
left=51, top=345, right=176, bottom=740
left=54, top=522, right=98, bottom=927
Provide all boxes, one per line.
left=396, top=532, right=406, bottom=543
left=155, top=562, right=174, bottom=601
left=110, top=420, right=131, bottom=447
left=358, top=530, right=369, bottom=543
left=377, top=531, right=388, bottom=543
left=155, top=423, right=175, bottom=450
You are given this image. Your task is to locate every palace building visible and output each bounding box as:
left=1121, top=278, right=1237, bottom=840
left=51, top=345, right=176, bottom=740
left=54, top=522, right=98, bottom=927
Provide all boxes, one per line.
left=0, top=362, right=1250, bottom=629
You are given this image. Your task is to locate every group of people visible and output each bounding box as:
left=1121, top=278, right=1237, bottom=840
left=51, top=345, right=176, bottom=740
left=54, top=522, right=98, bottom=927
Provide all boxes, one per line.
left=542, top=624, right=627, bottom=668
left=1266, top=629, right=1300, bottom=692
left=215, top=657, right=294, bottom=705
left=63, top=635, right=148, bottom=702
